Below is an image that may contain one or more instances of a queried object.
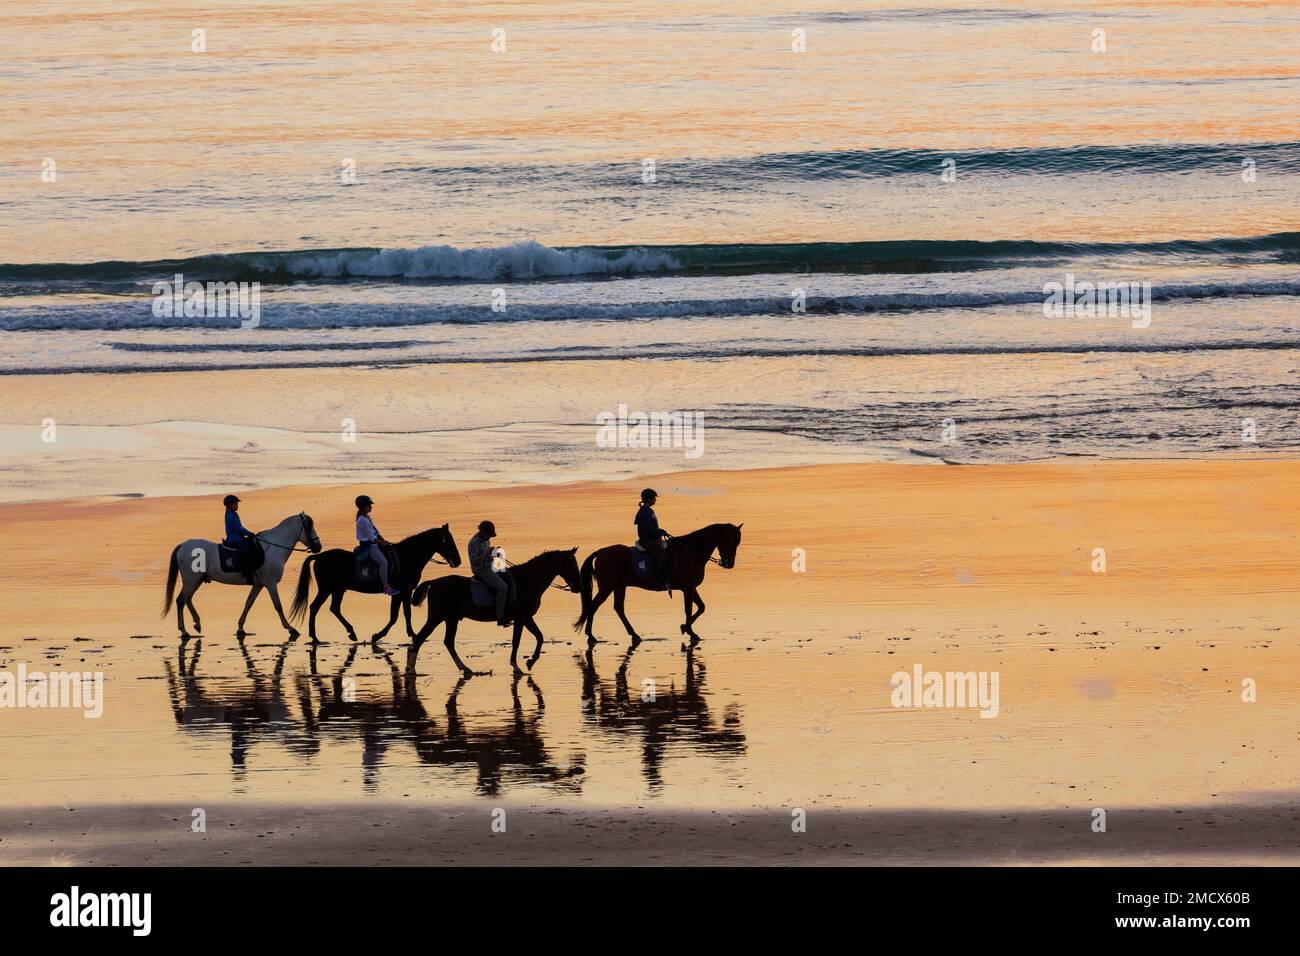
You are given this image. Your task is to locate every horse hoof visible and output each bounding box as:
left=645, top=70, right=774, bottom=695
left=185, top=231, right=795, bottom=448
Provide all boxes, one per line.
left=371, top=633, right=384, bottom=643
left=680, top=624, right=687, bottom=635
left=347, top=631, right=357, bottom=642
left=194, top=623, right=202, bottom=634
left=586, top=636, right=597, bottom=647
left=287, top=628, right=299, bottom=639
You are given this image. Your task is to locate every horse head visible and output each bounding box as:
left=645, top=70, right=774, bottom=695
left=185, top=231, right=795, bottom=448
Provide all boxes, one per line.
left=557, top=547, right=582, bottom=592
left=437, top=523, right=462, bottom=568
left=299, top=512, right=323, bottom=553
left=717, top=522, right=743, bottom=569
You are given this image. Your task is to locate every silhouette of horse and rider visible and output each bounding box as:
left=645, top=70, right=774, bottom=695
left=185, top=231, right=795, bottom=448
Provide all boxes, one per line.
left=162, top=488, right=744, bottom=675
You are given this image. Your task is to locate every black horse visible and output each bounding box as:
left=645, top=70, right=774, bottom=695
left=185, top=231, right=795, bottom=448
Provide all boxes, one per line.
left=410, top=548, right=581, bottom=676
left=290, top=524, right=461, bottom=643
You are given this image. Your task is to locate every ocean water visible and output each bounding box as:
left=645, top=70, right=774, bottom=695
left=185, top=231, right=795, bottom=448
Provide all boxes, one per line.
left=1, top=0, right=1298, bottom=469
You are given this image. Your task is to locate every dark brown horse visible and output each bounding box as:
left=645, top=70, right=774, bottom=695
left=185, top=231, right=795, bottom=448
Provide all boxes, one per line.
left=573, top=523, right=742, bottom=646
left=290, top=524, right=461, bottom=643
left=410, top=548, right=582, bottom=676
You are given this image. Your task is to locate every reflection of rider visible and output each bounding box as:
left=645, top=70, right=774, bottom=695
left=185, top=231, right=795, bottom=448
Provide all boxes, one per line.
left=223, top=494, right=256, bottom=583
left=468, top=520, right=512, bottom=627
left=635, top=488, right=672, bottom=588
left=355, top=495, right=399, bottom=596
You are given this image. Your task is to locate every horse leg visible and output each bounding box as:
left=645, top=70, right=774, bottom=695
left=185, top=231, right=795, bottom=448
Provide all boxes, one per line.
left=681, top=587, right=704, bottom=643
left=373, top=593, right=400, bottom=641
left=187, top=589, right=202, bottom=634
left=510, top=620, right=526, bottom=677
left=236, top=584, right=263, bottom=637
left=402, top=594, right=417, bottom=639
left=265, top=582, right=299, bottom=639
left=176, top=581, right=197, bottom=639
left=447, top=616, right=488, bottom=676
left=523, top=617, right=545, bottom=671
left=330, top=592, right=357, bottom=641
left=308, top=590, right=329, bottom=643
left=612, top=586, right=641, bottom=646
left=442, top=617, right=474, bottom=677
left=585, top=585, right=613, bottom=645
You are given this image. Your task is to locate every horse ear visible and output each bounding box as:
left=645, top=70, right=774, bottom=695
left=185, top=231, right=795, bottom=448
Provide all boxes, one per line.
left=737, top=522, right=744, bottom=530
left=569, top=546, right=578, bottom=554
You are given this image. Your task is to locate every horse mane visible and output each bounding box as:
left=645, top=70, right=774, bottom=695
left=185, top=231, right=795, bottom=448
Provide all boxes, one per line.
left=398, top=525, right=447, bottom=547
left=513, top=549, right=574, bottom=571
left=673, top=523, right=732, bottom=549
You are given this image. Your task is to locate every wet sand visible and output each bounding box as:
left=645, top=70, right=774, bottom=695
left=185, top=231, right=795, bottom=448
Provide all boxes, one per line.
left=1, top=459, right=1297, bottom=864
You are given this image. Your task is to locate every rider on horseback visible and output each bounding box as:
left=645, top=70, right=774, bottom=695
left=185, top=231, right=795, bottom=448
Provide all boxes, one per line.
left=635, top=488, right=674, bottom=590
left=223, top=494, right=256, bottom=583
left=468, top=520, right=512, bottom=627
left=356, top=495, right=399, bottom=596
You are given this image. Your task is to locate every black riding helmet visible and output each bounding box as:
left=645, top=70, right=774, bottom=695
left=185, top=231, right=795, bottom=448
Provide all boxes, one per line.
left=223, top=494, right=240, bottom=507
left=641, top=488, right=658, bottom=503
left=355, top=494, right=374, bottom=508
left=478, top=520, right=496, bottom=535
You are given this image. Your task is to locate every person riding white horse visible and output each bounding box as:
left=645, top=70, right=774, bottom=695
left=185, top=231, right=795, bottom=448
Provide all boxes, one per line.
left=164, top=509, right=322, bottom=639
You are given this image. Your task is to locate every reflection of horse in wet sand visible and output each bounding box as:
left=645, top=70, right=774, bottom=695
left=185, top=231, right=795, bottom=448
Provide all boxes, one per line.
left=164, top=638, right=320, bottom=773
left=410, top=548, right=582, bottom=677
left=577, top=644, right=745, bottom=791
left=302, top=643, right=584, bottom=796
left=574, top=523, right=742, bottom=647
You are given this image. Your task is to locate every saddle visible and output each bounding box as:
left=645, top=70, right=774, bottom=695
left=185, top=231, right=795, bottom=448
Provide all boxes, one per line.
left=470, top=570, right=514, bottom=609
left=354, top=543, right=402, bottom=589
left=218, top=539, right=264, bottom=575
left=631, top=541, right=675, bottom=592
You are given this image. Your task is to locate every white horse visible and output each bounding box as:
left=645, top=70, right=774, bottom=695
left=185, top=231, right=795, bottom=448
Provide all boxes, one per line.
left=163, top=512, right=322, bottom=639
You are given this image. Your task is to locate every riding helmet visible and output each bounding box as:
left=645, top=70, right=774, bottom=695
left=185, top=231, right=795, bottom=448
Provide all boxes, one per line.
left=478, top=520, right=497, bottom=535
left=355, top=494, right=374, bottom=508
left=223, top=494, right=240, bottom=506
left=641, top=488, right=658, bottom=502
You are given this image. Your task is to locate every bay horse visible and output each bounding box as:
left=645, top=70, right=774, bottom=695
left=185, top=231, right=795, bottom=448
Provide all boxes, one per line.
left=409, top=548, right=582, bottom=677
left=290, top=524, right=461, bottom=643
left=163, top=512, right=322, bottom=640
left=573, top=523, right=742, bottom=646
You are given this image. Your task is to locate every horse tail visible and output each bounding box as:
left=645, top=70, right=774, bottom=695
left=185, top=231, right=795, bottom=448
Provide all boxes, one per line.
left=572, top=551, right=597, bottom=632
left=411, top=580, right=432, bottom=607
left=290, top=554, right=316, bottom=622
left=162, top=545, right=181, bottom=616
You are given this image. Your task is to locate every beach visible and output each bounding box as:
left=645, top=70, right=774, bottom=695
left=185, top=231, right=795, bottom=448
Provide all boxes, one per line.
left=2, top=0, right=1297, bottom=873
left=1, top=458, right=1296, bottom=865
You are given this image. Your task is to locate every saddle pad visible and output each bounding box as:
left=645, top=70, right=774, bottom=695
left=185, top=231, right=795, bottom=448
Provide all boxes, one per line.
left=470, top=572, right=513, bottom=608
left=218, top=541, right=264, bottom=574
left=632, top=552, right=655, bottom=581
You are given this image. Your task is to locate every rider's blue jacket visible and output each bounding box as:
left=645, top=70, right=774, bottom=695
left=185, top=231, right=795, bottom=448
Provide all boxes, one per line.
left=225, top=511, right=253, bottom=547
left=635, top=504, right=666, bottom=544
